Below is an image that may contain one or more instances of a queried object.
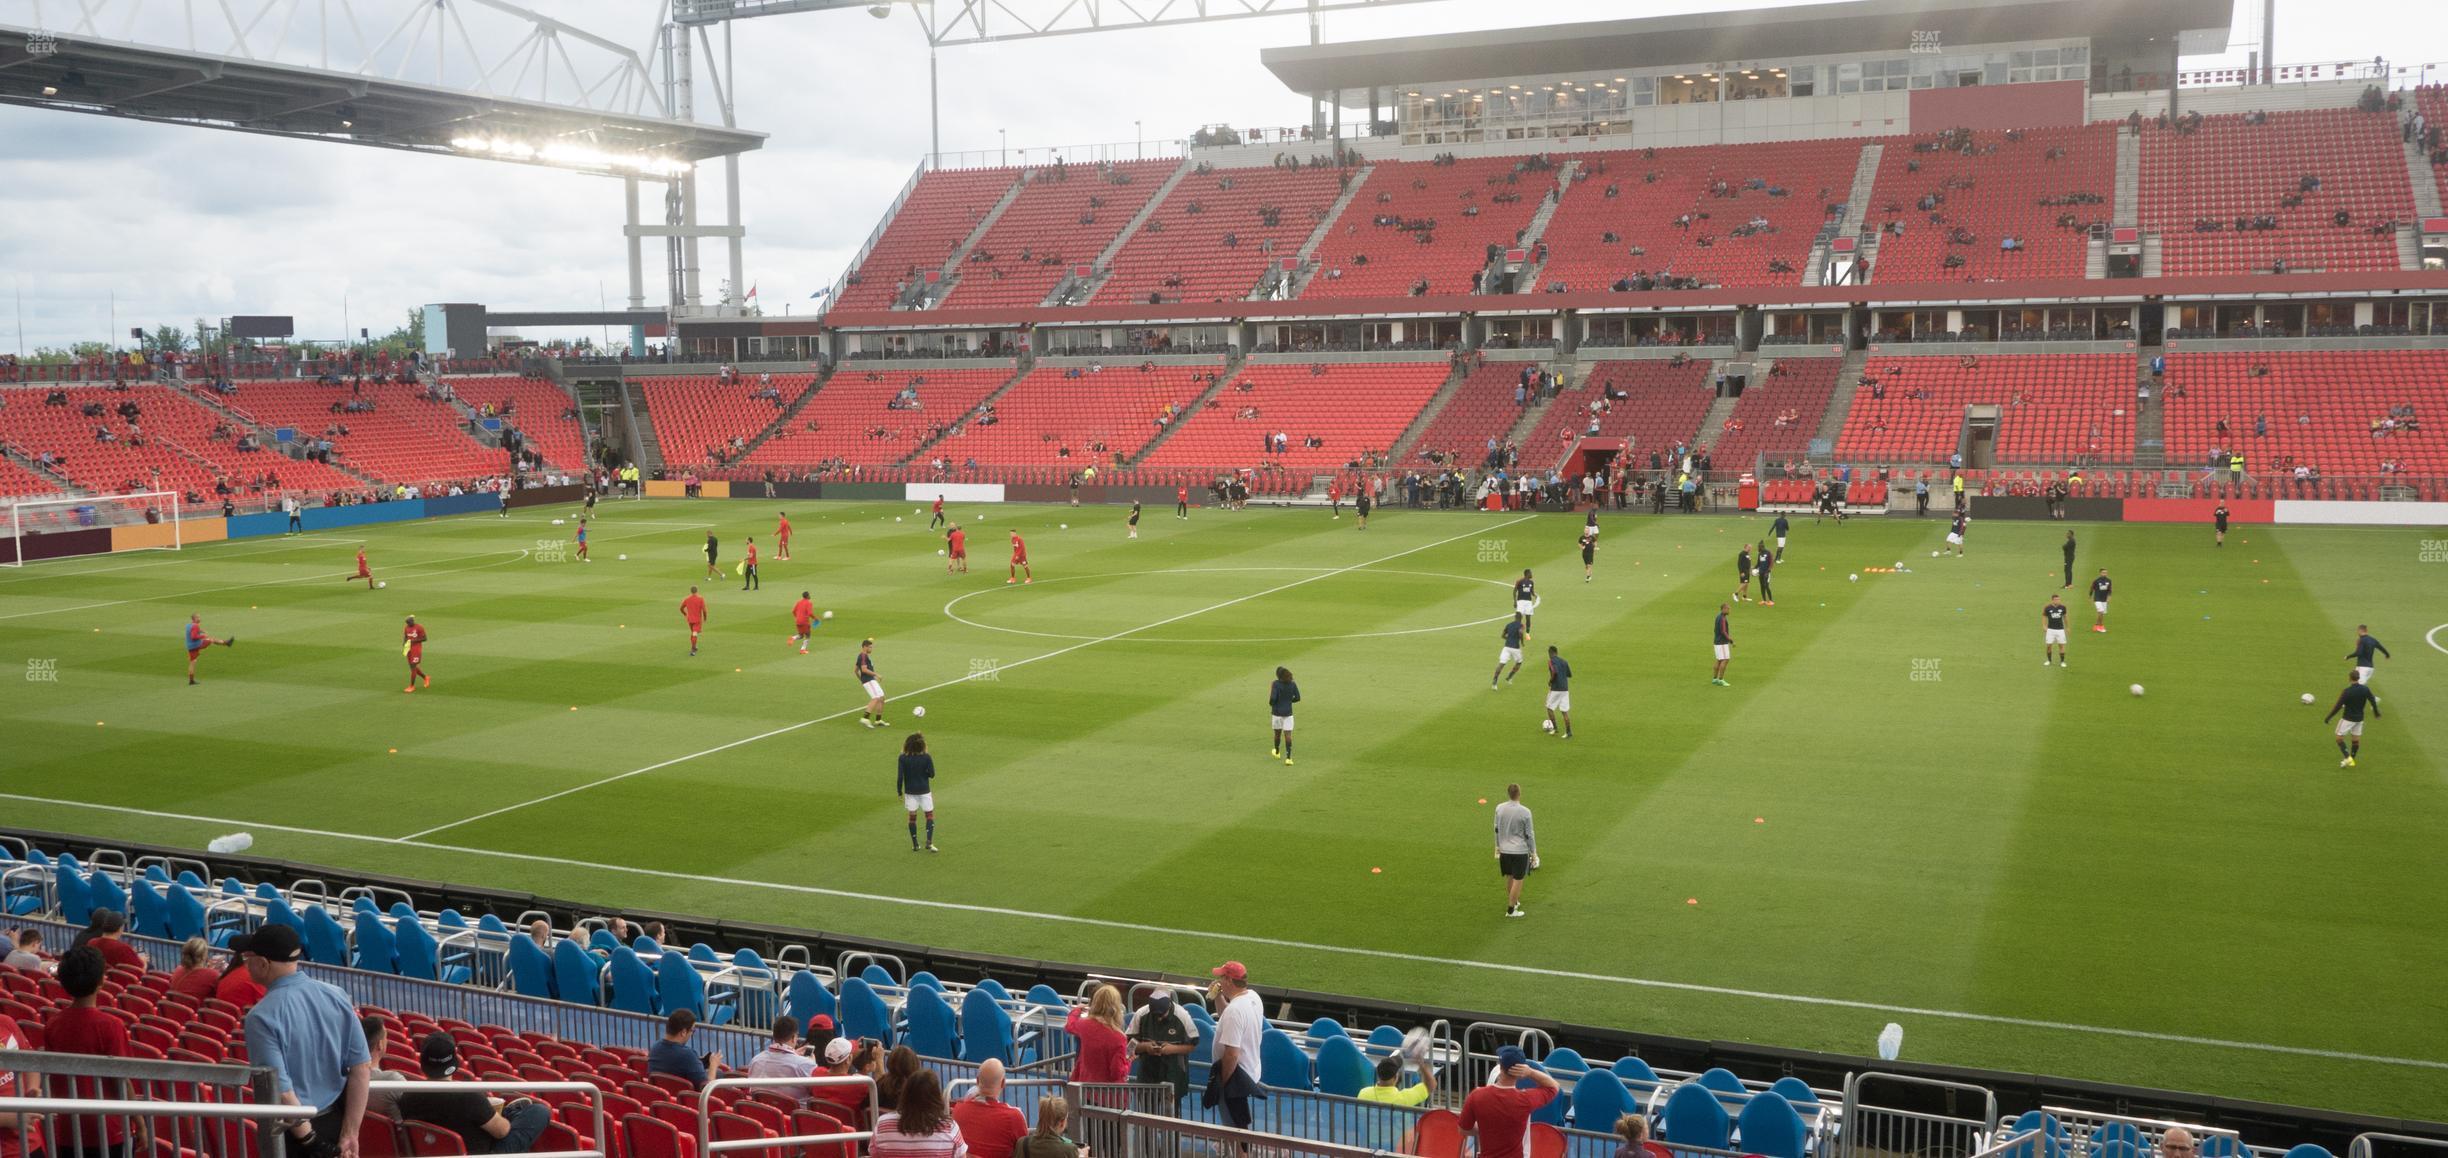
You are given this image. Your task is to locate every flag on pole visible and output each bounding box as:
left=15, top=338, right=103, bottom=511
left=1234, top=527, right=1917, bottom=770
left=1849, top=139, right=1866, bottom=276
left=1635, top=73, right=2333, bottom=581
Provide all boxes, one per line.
left=744, top=284, right=758, bottom=300
left=808, top=286, right=833, bottom=301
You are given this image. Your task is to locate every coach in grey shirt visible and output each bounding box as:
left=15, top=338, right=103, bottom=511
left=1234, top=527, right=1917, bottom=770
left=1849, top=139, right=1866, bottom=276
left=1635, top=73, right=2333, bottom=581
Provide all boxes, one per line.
left=1494, top=783, right=1538, bottom=918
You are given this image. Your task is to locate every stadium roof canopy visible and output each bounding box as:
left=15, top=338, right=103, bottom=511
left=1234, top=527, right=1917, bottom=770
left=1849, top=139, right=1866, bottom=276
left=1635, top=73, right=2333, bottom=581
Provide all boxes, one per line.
left=1261, top=0, right=2233, bottom=95
left=0, top=25, right=763, bottom=177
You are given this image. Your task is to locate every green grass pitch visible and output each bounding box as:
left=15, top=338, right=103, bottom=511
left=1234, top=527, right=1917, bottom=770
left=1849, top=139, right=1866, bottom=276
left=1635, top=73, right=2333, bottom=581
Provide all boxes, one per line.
left=2, top=499, right=2444, bottom=1119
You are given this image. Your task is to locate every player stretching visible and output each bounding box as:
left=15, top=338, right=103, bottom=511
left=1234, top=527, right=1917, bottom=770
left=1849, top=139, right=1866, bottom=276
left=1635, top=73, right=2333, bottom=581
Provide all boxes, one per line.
left=776, top=511, right=793, bottom=560
left=791, top=591, right=819, bottom=654
left=1268, top=666, right=1301, bottom=765
left=1733, top=545, right=1752, bottom=602
left=1711, top=603, right=1734, bottom=686
left=574, top=519, right=590, bottom=563
left=928, top=495, right=946, bottom=530
left=946, top=524, right=968, bottom=573
left=2346, top=624, right=2391, bottom=685
left=1175, top=485, right=1189, bottom=520
left=401, top=616, right=430, bottom=693
left=1754, top=542, right=1776, bottom=606
left=1127, top=501, right=1142, bottom=540
left=350, top=547, right=376, bottom=590
left=741, top=538, right=760, bottom=591
left=1006, top=530, right=1031, bottom=585
left=2212, top=503, right=2230, bottom=547
left=1543, top=646, right=1573, bottom=739
left=184, top=615, right=233, bottom=685
left=856, top=637, right=889, bottom=729
left=1512, top=570, right=1537, bottom=637
left=1492, top=618, right=1526, bottom=688
left=703, top=533, right=721, bottom=581
left=2088, top=569, right=2112, bottom=632
left=681, top=586, right=707, bottom=656
left=2326, top=670, right=2381, bottom=767
left=898, top=732, right=939, bottom=853
left=2043, top=594, right=2070, bottom=667
left=1947, top=509, right=1968, bottom=557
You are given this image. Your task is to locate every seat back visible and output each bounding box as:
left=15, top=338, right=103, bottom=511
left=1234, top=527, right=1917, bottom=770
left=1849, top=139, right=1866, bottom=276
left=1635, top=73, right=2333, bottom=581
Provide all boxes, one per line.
left=351, top=910, right=399, bottom=974
left=1660, top=1083, right=1732, bottom=1152
left=902, top=985, right=960, bottom=1059
left=2093, top=1124, right=2145, bottom=1152
left=1415, top=1108, right=1465, bottom=1158
left=403, top=1120, right=470, bottom=1157
left=836, top=977, right=894, bottom=1047
left=960, top=986, right=1015, bottom=1064
left=1529, top=1122, right=1568, bottom=1158
left=1313, top=1034, right=1373, bottom=1098
left=165, top=883, right=210, bottom=944
left=1765, top=1078, right=1817, bottom=1107
left=393, top=916, right=442, bottom=981
left=608, top=948, right=659, bottom=1015
left=129, top=877, right=171, bottom=939
left=711, top=1112, right=780, bottom=1158
left=1733, top=1091, right=1806, bottom=1158
left=1259, top=1027, right=1312, bottom=1091
left=654, top=952, right=707, bottom=1019
left=555, top=939, right=603, bottom=1005
left=1571, top=1070, right=1636, bottom=1134
left=359, top=1113, right=405, bottom=1158
left=621, top=1114, right=687, bottom=1158
left=508, top=936, right=556, bottom=999
left=786, top=971, right=837, bottom=1029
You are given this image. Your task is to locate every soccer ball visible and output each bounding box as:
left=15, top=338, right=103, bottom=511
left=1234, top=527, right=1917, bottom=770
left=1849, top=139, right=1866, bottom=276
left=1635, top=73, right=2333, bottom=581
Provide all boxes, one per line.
left=895, top=516, right=902, bottom=522
left=1541, top=719, right=1556, bottom=733
left=937, top=548, right=947, bottom=556
left=1060, top=523, right=1068, bottom=529
left=2129, top=684, right=2146, bottom=697
left=913, top=706, right=927, bottom=718
left=1894, top=561, right=1904, bottom=570
left=376, top=581, right=387, bottom=589
left=2301, top=693, right=2316, bottom=704
left=822, top=610, right=834, bottom=620
left=1848, top=573, right=1859, bottom=582
left=1931, top=550, right=1940, bottom=558
left=618, top=554, right=628, bottom=561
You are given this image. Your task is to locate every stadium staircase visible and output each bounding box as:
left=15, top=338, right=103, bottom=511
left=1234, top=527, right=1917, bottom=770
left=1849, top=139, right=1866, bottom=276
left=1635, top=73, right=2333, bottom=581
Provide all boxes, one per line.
left=620, top=381, right=666, bottom=472
left=1811, top=349, right=1870, bottom=457
left=1695, top=391, right=1741, bottom=451
left=1276, top=165, right=1375, bottom=298
left=1053, top=157, right=1198, bottom=306
left=1800, top=143, right=1883, bottom=285
left=2140, top=233, right=2163, bottom=276
left=2133, top=355, right=2166, bottom=469
left=1121, top=352, right=1244, bottom=464
left=2113, top=129, right=2141, bottom=228
left=170, top=383, right=389, bottom=490
left=1488, top=161, right=1578, bottom=293
left=917, top=176, right=1028, bottom=309
left=1382, top=359, right=1477, bottom=462
left=890, top=359, right=1039, bottom=466
left=1, top=444, right=80, bottom=495
left=732, top=367, right=840, bottom=462
left=2402, top=130, right=2445, bottom=217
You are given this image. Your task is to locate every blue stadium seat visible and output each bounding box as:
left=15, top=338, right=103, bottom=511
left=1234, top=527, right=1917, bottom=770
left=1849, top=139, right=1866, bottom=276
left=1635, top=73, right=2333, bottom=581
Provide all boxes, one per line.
left=161, top=885, right=219, bottom=945
left=2094, top=1124, right=2146, bottom=1153
left=960, top=986, right=1015, bottom=1064
left=1612, top=1056, right=1664, bottom=1106
left=658, top=951, right=722, bottom=1022
left=394, top=915, right=468, bottom=985
left=731, top=950, right=779, bottom=1028
left=1544, top=1047, right=1591, bottom=1076
left=87, top=873, right=127, bottom=921
left=1366, top=1025, right=1406, bottom=1059
left=903, top=985, right=961, bottom=1058
left=1570, top=1070, right=1637, bottom=1134
left=2002, top=1112, right=2069, bottom=1158
left=1308, top=1017, right=1349, bottom=1040
left=128, top=877, right=171, bottom=939
left=838, top=977, right=895, bottom=1047
left=1259, top=1027, right=1312, bottom=1091
left=553, top=939, right=601, bottom=1006
left=1530, top=1048, right=1586, bottom=1125
left=1766, top=1078, right=1818, bottom=1107
left=388, top=901, right=418, bottom=920
left=1313, top=1034, right=1372, bottom=1097
left=2095, top=1141, right=2143, bottom=1158
left=909, top=971, right=944, bottom=993
left=632, top=936, right=662, bottom=956
left=2200, top=1138, right=2247, bottom=1158
left=52, top=862, right=94, bottom=926
left=589, top=928, right=621, bottom=956
left=971, top=978, right=1012, bottom=1002
left=1734, top=1091, right=1806, bottom=1158
left=2280, top=1145, right=2334, bottom=1158
left=1660, top=1083, right=1731, bottom=1153
left=508, top=935, right=556, bottom=999
left=787, top=971, right=837, bottom=1032
left=0, top=849, right=41, bottom=916
left=1025, top=983, right=1066, bottom=1009
left=299, top=904, right=348, bottom=964
left=861, top=964, right=898, bottom=988
left=1696, top=1068, right=1748, bottom=1099
left=141, top=865, right=169, bottom=884
left=350, top=910, right=398, bottom=974
left=607, top=947, right=658, bottom=1015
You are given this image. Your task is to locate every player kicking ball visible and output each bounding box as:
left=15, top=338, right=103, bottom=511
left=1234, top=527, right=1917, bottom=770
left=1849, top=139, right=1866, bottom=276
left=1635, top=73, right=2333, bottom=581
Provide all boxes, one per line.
left=2325, top=669, right=2381, bottom=767
left=2088, top=569, right=2112, bottom=633
left=184, top=614, right=234, bottom=685
left=1269, top=666, right=1300, bottom=765
left=349, top=547, right=376, bottom=590
left=1492, top=619, right=1525, bottom=689
left=681, top=586, right=708, bottom=656
left=401, top=615, right=431, bottom=692
left=790, top=591, right=819, bottom=654
left=2042, top=594, right=2070, bottom=667
left=856, top=637, right=889, bottom=729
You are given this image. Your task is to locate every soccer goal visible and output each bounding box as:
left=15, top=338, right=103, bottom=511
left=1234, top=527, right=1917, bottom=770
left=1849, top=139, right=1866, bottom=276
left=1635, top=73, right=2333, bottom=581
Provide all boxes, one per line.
left=3, top=491, right=181, bottom=566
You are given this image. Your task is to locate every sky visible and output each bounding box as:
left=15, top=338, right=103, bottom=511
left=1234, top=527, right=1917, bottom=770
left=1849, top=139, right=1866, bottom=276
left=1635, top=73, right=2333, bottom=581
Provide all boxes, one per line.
left=1, top=0, right=2436, bottom=353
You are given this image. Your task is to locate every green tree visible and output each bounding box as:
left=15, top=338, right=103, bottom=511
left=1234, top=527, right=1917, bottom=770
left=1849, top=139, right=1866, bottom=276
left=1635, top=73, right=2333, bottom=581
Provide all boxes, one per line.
left=371, top=308, right=425, bottom=356
left=145, top=324, right=188, bottom=355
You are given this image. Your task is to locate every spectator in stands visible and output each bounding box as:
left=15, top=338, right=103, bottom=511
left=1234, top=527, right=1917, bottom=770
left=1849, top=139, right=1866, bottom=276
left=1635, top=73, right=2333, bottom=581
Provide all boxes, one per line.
left=2162, top=1130, right=2198, bottom=1158
left=363, top=1016, right=410, bottom=1121
left=213, top=940, right=269, bottom=1010
left=3, top=929, right=43, bottom=972
left=870, top=1070, right=962, bottom=1158
left=46, top=945, right=137, bottom=1158
left=1204, top=961, right=1266, bottom=1128
left=168, top=937, right=222, bottom=1000
left=229, top=922, right=370, bottom=1158
left=951, top=1059, right=1028, bottom=1158
left=1064, top=984, right=1132, bottom=1085
left=526, top=920, right=553, bottom=953
left=398, top=1033, right=553, bottom=1154
left=1127, top=989, right=1199, bottom=1107
left=68, top=908, right=145, bottom=974
left=1613, top=1114, right=1653, bottom=1158
left=1459, top=1047, right=1561, bottom=1158
left=877, top=1045, right=925, bottom=1112
left=745, top=1015, right=822, bottom=1101
left=647, top=1009, right=721, bottom=1089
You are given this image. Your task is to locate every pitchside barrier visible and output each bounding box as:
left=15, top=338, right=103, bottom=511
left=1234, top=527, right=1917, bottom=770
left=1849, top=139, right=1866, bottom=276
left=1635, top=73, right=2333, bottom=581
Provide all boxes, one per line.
left=1839, top=1072, right=2000, bottom=1158
left=0, top=1050, right=293, bottom=1158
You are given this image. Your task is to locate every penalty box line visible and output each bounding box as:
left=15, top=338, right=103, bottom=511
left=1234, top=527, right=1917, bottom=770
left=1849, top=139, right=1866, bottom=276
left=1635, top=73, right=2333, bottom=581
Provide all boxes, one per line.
left=399, top=514, right=1540, bottom=841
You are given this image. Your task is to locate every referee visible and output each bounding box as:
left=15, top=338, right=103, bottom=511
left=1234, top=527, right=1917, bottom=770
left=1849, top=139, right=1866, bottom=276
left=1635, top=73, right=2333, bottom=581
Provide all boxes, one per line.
left=1493, top=783, right=1537, bottom=918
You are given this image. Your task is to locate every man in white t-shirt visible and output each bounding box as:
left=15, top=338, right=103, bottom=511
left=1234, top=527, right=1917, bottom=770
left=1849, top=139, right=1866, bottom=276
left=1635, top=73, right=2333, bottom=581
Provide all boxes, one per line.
left=1206, top=961, right=1266, bottom=1128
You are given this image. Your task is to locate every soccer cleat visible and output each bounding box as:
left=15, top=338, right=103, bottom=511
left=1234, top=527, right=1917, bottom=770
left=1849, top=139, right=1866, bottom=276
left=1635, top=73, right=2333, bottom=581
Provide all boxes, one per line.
left=926, top=843, right=939, bottom=853
left=860, top=718, right=875, bottom=729
left=1270, top=748, right=1280, bottom=758
left=799, top=647, right=809, bottom=655
left=1006, top=578, right=1016, bottom=584
left=421, top=675, right=431, bottom=689
left=1491, top=681, right=1500, bottom=690
left=2344, top=756, right=2357, bottom=767
left=1506, top=907, right=1525, bottom=918
left=1283, top=758, right=1294, bottom=766
left=2044, top=658, right=2052, bottom=666
left=2059, top=660, right=2068, bottom=667
left=1712, top=678, right=1729, bottom=686
left=403, top=686, right=415, bottom=694
left=189, top=676, right=197, bottom=686
left=1759, top=600, right=1774, bottom=606
left=1023, top=578, right=1031, bottom=584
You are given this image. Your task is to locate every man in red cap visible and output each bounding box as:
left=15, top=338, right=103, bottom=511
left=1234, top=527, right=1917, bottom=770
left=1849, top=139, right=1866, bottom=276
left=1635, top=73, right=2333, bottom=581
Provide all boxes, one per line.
left=1204, top=961, right=1265, bottom=1128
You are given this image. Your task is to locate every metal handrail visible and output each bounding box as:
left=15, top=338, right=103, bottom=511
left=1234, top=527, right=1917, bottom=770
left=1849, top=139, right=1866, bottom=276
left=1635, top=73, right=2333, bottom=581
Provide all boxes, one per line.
left=694, top=1075, right=879, bottom=1155
left=365, top=1079, right=607, bottom=1158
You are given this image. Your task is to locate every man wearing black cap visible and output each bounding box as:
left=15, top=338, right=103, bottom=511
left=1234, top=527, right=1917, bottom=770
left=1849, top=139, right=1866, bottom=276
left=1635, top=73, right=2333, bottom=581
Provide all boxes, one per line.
left=1126, top=989, right=1199, bottom=1110
left=229, top=924, right=370, bottom=1158
left=396, top=1033, right=552, bottom=1153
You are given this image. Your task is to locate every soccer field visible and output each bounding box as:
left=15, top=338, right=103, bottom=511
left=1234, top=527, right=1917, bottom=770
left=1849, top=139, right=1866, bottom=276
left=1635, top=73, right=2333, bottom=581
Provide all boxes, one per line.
left=2, top=499, right=2443, bottom=1119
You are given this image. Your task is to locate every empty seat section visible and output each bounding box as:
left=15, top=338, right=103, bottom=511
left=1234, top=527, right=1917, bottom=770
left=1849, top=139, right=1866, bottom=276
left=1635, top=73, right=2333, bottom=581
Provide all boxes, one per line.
left=1097, top=165, right=1349, bottom=305
left=1706, top=358, right=1842, bottom=467
left=942, top=160, right=1181, bottom=310
left=1402, top=362, right=1532, bottom=471
left=2161, top=350, right=2448, bottom=476
left=2139, top=109, right=2414, bottom=275
left=0, top=452, right=67, bottom=501
left=1538, top=141, right=1861, bottom=291
left=455, top=377, right=591, bottom=469
left=223, top=381, right=507, bottom=485
left=640, top=377, right=815, bottom=469
left=1139, top=361, right=1450, bottom=472
left=1304, top=156, right=1561, bottom=298
left=928, top=364, right=1223, bottom=467
left=1517, top=359, right=1715, bottom=470
left=1864, top=124, right=2115, bottom=282
left=1834, top=355, right=2131, bottom=463
left=836, top=166, right=1023, bottom=310
left=746, top=368, right=1016, bottom=469
left=0, top=385, right=361, bottom=498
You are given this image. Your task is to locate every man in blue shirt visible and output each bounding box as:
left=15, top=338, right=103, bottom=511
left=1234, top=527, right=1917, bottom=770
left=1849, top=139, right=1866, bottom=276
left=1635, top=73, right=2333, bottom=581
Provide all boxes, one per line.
left=1269, top=666, right=1301, bottom=765
left=1492, top=619, right=1526, bottom=688
left=230, top=923, right=370, bottom=1158
left=647, top=1010, right=721, bottom=1089
left=1543, top=647, right=1573, bottom=739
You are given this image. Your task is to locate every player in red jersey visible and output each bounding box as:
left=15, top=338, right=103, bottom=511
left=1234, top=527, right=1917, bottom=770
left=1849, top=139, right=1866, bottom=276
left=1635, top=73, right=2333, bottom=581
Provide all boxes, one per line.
left=1328, top=479, right=1342, bottom=518
left=928, top=495, right=946, bottom=530
left=791, top=590, right=818, bottom=654
left=574, top=519, right=590, bottom=562
left=184, top=614, right=232, bottom=685
left=401, top=615, right=430, bottom=692
left=1006, top=529, right=1031, bottom=585
left=350, top=547, right=375, bottom=589
left=681, top=586, right=708, bottom=656
left=946, top=524, right=968, bottom=573
left=776, top=512, right=793, bottom=560
left=741, top=538, right=761, bottom=591
left=1175, top=485, right=1189, bottom=520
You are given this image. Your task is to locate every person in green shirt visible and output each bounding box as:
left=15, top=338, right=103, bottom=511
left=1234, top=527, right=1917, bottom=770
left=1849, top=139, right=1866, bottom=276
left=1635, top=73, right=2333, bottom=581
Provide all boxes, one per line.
left=1357, top=1050, right=1438, bottom=1151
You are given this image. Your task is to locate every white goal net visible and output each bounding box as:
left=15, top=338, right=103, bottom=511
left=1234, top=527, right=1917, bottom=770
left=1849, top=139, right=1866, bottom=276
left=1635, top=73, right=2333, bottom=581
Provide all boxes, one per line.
left=4, top=491, right=182, bottom=566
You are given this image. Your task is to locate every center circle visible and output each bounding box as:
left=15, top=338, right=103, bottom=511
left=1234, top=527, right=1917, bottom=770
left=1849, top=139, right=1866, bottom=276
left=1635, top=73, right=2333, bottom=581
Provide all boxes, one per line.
left=941, top=567, right=1516, bottom=644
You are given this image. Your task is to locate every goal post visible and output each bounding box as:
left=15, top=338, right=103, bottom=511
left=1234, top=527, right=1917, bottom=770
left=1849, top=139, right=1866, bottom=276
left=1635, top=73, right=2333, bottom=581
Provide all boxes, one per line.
left=4, top=491, right=181, bottom=567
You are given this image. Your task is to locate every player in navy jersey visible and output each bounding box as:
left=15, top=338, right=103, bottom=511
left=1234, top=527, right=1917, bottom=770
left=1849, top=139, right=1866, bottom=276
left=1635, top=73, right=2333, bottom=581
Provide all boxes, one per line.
left=2212, top=504, right=2230, bottom=547
left=2088, top=569, right=2113, bottom=633
left=856, top=638, right=888, bottom=729
left=897, top=732, right=938, bottom=852
left=1946, top=510, right=1968, bottom=557
left=2042, top=594, right=2070, bottom=667
left=2325, top=670, right=2382, bottom=767
left=1269, top=666, right=1301, bottom=765
left=1578, top=521, right=1598, bottom=581
left=1543, top=647, right=1573, bottom=739
left=1771, top=513, right=1790, bottom=560
left=1711, top=604, right=1733, bottom=686
left=1734, top=545, right=1753, bottom=602
left=1753, top=542, right=1775, bottom=606
left=2346, top=625, right=2391, bottom=685
left=1492, top=618, right=1526, bottom=688
left=1512, top=570, right=1538, bottom=637
left=1127, top=501, right=1142, bottom=540
left=2061, top=530, right=2077, bottom=589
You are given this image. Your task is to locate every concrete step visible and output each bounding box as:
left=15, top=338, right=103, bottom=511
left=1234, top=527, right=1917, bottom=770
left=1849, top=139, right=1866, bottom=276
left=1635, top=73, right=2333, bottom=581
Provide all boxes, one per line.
left=1071, top=156, right=1199, bottom=306
left=2114, top=128, right=2140, bottom=229
left=1385, top=359, right=1474, bottom=462
left=1811, top=348, right=1869, bottom=456
left=1275, top=165, right=1374, bottom=299
left=916, top=174, right=1028, bottom=309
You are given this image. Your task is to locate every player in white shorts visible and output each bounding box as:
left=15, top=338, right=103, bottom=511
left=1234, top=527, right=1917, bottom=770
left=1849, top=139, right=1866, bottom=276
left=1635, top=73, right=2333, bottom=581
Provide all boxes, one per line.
left=1269, top=665, right=1301, bottom=765
left=1492, top=618, right=1527, bottom=687
left=2042, top=594, right=2070, bottom=667
left=856, top=637, right=889, bottom=729
left=896, top=731, right=937, bottom=852
left=1511, top=569, right=1539, bottom=637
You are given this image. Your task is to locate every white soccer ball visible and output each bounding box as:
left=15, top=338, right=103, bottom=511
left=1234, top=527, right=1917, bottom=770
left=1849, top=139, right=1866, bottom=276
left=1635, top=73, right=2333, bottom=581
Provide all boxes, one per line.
left=895, top=516, right=902, bottom=522
left=1931, top=550, right=1940, bottom=558
left=937, top=548, right=947, bottom=556
left=1894, top=561, right=1904, bottom=570
left=2129, top=684, right=2146, bottom=697
left=376, top=581, right=387, bottom=588
left=913, top=706, right=926, bottom=718
left=1060, top=523, right=1068, bottom=529
left=822, top=610, right=834, bottom=620
left=1849, top=573, right=1859, bottom=582
left=2301, top=693, right=2316, bottom=705
left=618, top=554, right=628, bottom=561
left=1541, top=719, right=1555, bottom=733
